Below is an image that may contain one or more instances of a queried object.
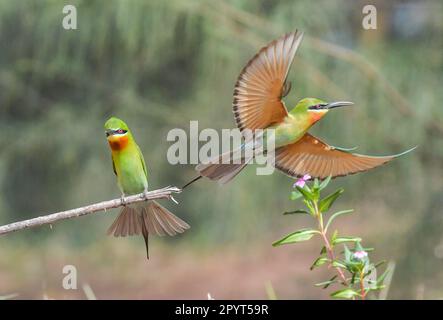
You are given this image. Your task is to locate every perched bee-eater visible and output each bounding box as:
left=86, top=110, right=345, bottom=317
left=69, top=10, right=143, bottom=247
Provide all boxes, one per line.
left=184, top=30, right=413, bottom=187
left=105, top=117, right=189, bottom=259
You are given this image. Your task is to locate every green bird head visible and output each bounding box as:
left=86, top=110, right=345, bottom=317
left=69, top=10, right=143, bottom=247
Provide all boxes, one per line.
left=291, top=98, right=354, bottom=124
left=104, top=117, right=130, bottom=135
left=104, top=117, right=132, bottom=150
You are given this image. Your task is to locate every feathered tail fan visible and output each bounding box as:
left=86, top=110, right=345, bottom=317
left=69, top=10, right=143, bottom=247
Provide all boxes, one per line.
left=107, top=200, right=190, bottom=259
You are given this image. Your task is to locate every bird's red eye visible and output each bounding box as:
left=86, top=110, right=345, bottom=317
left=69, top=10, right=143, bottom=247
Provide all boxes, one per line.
left=117, top=129, right=124, bottom=134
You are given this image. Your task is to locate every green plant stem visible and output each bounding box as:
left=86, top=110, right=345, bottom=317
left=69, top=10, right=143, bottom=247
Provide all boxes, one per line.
left=313, top=201, right=348, bottom=286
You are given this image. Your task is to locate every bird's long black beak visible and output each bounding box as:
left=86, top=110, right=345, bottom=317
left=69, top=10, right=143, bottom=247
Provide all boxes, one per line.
left=326, top=101, right=354, bottom=109
left=105, top=129, right=114, bottom=137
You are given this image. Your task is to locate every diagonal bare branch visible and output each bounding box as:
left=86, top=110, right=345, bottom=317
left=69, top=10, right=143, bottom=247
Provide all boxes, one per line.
left=0, top=186, right=182, bottom=236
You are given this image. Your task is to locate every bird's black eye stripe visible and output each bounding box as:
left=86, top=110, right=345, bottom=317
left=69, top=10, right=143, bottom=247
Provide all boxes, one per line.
left=309, top=103, right=328, bottom=110
left=106, top=129, right=127, bottom=136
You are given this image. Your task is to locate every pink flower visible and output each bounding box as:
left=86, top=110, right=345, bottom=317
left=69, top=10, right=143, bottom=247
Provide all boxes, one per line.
left=353, top=250, right=368, bottom=260
left=293, top=174, right=311, bottom=188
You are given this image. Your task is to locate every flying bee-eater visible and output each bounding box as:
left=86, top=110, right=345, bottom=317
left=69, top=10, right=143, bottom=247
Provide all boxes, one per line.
left=184, top=30, right=413, bottom=187
left=104, top=117, right=190, bottom=259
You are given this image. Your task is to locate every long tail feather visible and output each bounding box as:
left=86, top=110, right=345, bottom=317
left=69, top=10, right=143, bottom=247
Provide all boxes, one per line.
left=107, top=201, right=190, bottom=259
left=140, top=210, right=150, bottom=259
left=182, top=175, right=203, bottom=189
left=195, top=145, right=254, bottom=185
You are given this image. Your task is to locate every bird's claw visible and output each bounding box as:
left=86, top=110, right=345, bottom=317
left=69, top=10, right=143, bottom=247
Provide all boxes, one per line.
left=169, top=195, right=179, bottom=205
left=120, top=195, right=127, bottom=206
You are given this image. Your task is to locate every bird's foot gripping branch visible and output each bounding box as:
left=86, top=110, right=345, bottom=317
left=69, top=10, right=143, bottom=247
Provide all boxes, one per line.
left=273, top=176, right=392, bottom=300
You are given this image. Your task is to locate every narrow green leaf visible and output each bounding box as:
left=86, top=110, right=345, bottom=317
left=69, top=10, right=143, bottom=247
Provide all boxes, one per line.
left=350, top=273, right=357, bottom=285
left=331, top=230, right=338, bottom=245
left=312, top=189, right=320, bottom=202
left=332, top=260, right=347, bottom=269
left=374, top=260, right=386, bottom=269
left=314, top=178, right=320, bottom=189
left=290, top=191, right=302, bottom=200
left=354, top=241, right=364, bottom=252
left=272, top=229, right=319, bottom=246
left=312, top=179, right=320, bottom=201
left=344, top=244, right=352, bottom=263
left=303, top=199, right=315, bottom=215
left=332, top=236, right=362, bottom=245
left=324, top=275, right=338, bottom=289
left=341, top=247, right=374, bottom=254
left=295, top=186, right=314, bottom=201
left=347, top=261, right=364, bottom=273
left=319, top=188, right=344, bottom=212
left=325, top=209, right=354, bottom=232
left=368, top=285, right=386, bottom=292
left=320, top=246, right=327, bottom=255
left=330, top=288, right=360, bottom=299
left=315, top=275, right=338, bottom=289
left=283, top=209, right=309, bottom=215
left=310, top=257, right=329, bottom=270
left=376, top=267, right=392, bottom=286
left=319, top=176, right=332, bottom=190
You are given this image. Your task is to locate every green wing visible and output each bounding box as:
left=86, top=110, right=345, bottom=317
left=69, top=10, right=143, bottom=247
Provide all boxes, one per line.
left=136, top=145, right=148, bottom=179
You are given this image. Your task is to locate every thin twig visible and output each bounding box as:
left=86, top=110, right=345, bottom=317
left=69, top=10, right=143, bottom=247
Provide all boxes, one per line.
left=0, top=186, right=182, bottom=236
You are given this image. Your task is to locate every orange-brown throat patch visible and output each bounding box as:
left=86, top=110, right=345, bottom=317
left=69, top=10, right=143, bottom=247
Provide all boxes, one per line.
left=107, top=135, right=129, bottom=151
left=309, top=110, right=327, bottom=124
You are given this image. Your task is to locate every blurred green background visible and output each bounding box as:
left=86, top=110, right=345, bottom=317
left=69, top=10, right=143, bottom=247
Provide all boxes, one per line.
left=0, top=0, right=442, bottom=299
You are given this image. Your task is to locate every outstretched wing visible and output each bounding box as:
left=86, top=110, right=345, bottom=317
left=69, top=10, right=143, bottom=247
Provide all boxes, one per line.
left=274, top=133, right=407, bottom=179
left=233, top=30, right=303, bottom=131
